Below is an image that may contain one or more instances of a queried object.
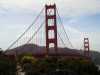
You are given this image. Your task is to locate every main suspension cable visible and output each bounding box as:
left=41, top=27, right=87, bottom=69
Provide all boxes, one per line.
left=6, top=7, right=44, bottom=50
left=57, top=32, right=66, bottom=47
left=56, top=8, right=74, bottom=48
left=26, top=21, right=44, bottom=44
left=26, top=7, right=54, bottom=45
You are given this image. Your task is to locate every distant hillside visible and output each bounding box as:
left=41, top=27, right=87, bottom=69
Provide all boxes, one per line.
left=5, top=44, right=100, bottom=65
left=91, top=51, right=100, bottom=65
left=5, top=44, right=80, bottom=55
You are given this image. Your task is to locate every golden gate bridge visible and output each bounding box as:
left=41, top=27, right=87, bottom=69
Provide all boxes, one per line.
left=5, top=4, right=90, bottom=59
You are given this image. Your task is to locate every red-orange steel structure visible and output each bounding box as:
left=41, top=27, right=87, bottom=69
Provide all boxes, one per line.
left=84, top=38, right=90, bottom=57
left=45, top=4, right=58, bottom=56
left=5, top=4, right=91, bottom=60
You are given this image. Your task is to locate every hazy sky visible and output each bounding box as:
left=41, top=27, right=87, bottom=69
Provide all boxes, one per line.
left=0, top=0, right=100, bottom=51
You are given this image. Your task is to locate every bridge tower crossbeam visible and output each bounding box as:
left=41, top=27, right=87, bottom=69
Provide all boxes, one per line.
left=45, top=4, right=58, bottom=57
left=84, top=38, right=90, bottom=57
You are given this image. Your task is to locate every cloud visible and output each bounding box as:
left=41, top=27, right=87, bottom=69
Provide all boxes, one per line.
left=0, top=0, right=100, bottom=16
left=64, top=25, right=100, bottom=51
left=88, top=32, right=100, bottom=51
left=56, top=0, right=100, bottom=17
left=63, top=25, right=83, bottom=49
left=0, top=0, right=100, bottom=51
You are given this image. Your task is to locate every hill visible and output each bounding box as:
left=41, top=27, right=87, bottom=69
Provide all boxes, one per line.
left=5, top=44, right=100, bottom=65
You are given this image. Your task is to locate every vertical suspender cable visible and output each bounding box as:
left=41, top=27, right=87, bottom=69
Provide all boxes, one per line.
left=6, top=7, right=44, bottom=50
left=56, top=8, right=74, bottom=49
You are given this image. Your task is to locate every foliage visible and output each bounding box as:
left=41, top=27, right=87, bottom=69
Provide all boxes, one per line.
left=20, top=57, right=100, bottom=75
left=18, top=52, right=37, bottom=64
left=0, top=55, right=16, bottom=75
left=19, top=53, right=37, bottom=75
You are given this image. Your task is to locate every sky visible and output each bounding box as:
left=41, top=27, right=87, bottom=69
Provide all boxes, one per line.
left=0, top=0, right=100, bottom=51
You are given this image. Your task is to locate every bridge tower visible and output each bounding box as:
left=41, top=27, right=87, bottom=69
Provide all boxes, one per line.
left=84, top=38, right=90, bottom=57
left=45, top=4, right=58, bottom=56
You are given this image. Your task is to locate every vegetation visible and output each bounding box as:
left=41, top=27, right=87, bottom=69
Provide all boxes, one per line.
left=19, top=53, right=100, bottom=75
left=0, top=51, right=100, bottom=75
left=5, top=44, right=100, bottom=65
left=0, top=51, right=16, bottom=75
left=91, top=51, right=100, bottom=65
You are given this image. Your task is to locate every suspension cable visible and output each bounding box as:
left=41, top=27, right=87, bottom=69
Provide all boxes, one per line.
left=6, top=7, right=44, bottom=50
left=57, top=32, right=66, bottom=47
left=56, top=8, right=74, bottom=48
left=25, top=7, right=54, bottom=45
left=26, top=21, right=44, bottom=44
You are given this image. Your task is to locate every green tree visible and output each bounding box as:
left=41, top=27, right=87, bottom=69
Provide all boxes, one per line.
left=0, top=56, right=16, bottom=75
